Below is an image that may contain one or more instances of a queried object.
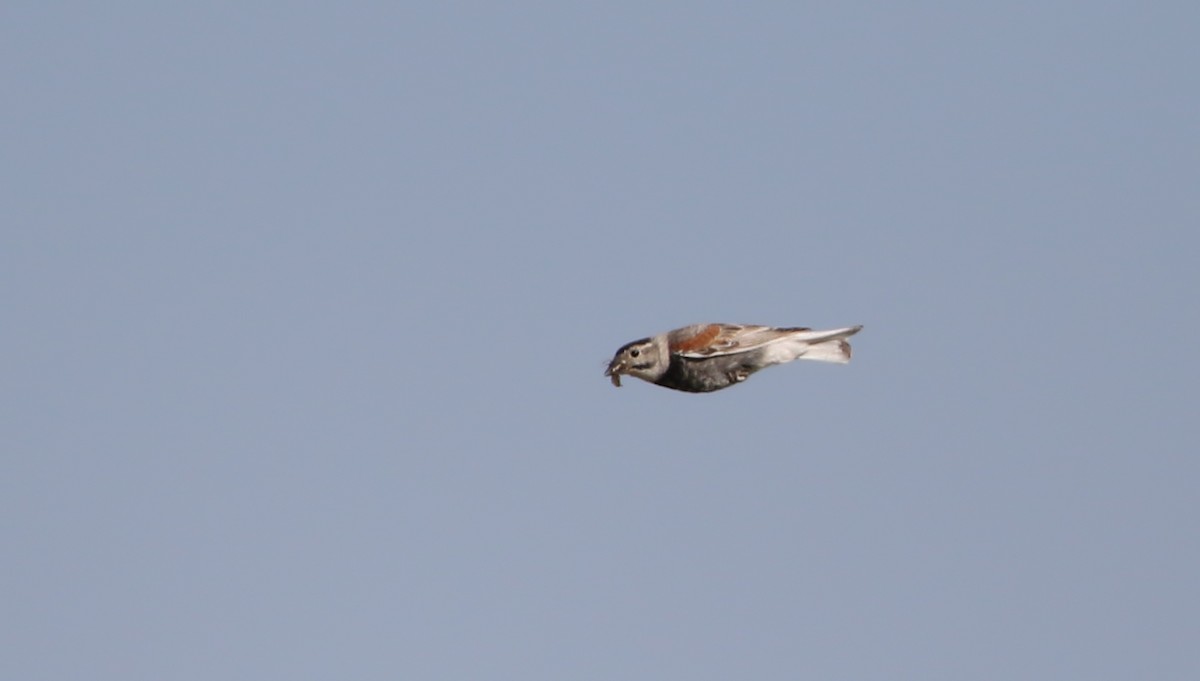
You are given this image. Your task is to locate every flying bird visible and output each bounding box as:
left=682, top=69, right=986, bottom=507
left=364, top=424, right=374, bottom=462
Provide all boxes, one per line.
left=605, top=323, right=863, bottom=393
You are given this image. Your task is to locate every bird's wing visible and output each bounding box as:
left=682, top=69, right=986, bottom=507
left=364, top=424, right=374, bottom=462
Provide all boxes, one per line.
left=670, top=324, right=810, bottom=359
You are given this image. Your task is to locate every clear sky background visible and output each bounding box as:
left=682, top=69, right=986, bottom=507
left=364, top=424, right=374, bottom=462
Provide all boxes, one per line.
left=4, top=3, right=1198, bottom=679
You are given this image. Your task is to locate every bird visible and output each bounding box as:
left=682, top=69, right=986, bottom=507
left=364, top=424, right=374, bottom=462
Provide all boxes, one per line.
left=605, top=323, right=863, bottom=393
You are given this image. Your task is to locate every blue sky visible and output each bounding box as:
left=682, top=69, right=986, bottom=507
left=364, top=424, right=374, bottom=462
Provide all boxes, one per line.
left=4, top=3, right=1198, bottom=679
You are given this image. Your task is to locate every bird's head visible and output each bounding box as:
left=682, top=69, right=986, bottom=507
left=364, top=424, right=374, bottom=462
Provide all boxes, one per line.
left=604, top=336, right=668, bottom=387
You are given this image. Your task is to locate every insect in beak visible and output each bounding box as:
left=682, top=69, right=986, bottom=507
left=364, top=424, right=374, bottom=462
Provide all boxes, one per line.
left=604, top=361, right=624, bottom=387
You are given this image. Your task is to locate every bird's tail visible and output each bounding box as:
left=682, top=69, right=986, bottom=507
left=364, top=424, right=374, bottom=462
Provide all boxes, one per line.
left=786, top=325, right=863, bottom=364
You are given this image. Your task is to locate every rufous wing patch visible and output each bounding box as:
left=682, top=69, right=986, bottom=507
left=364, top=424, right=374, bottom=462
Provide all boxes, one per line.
left=670, top=324, right=724, bottom=353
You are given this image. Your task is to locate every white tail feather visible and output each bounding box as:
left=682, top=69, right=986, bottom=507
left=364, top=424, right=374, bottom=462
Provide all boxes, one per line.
left=763, top=325, right=862, bottom=366
left=796, top=339, right=852, bottom=363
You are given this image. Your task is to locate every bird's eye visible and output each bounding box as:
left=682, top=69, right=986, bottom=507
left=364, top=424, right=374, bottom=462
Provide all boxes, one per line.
left=630, top=348, right=640, bottom=358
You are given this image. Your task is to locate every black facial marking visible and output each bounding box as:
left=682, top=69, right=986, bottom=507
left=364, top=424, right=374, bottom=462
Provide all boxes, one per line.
left=616, top=337, right=652, bottom=355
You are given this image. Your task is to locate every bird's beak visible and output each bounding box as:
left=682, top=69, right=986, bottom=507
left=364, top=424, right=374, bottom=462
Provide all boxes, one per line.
left=604, top=359, right=624, bottom=387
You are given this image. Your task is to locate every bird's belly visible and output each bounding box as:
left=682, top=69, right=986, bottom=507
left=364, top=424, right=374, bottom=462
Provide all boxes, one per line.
left=654, top=356, right=756, bottom=393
